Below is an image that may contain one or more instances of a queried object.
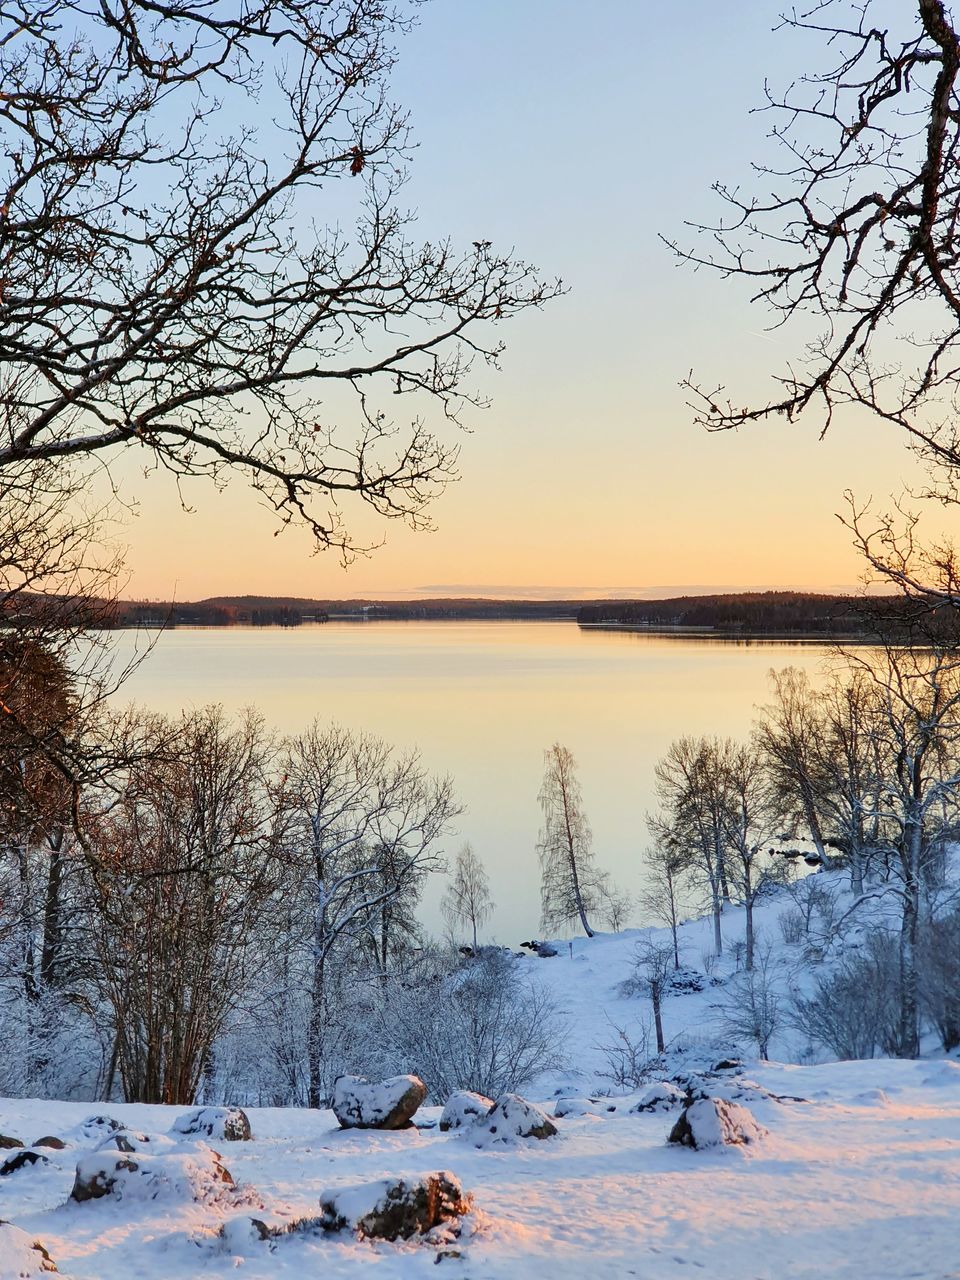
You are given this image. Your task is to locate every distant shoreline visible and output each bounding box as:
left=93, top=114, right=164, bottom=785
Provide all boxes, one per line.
left=99, top=588, right=904, bottom=637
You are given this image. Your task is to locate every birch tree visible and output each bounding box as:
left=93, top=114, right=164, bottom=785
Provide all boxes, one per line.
left=441, top=843, right=495, bottom=951
left=653, top=737, right=731, bottom=956
left=536, top=743, right=606, bottom=938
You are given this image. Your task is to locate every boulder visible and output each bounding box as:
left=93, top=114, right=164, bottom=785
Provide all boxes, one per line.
left=664, top=968, right=708, bottom=995
left=94, top=1130, right=173, bottom=1155
left=171, top=1106, right=252, bottom=1142
left=470, top=1094, right=557, bottom=1147
left=220, top=1216, right=278, bottom=1252
left=630, top=1081, right=686, bottom=1114
left=332, top=1074, right=427, bottom=1130
left=33, top=1137, right=66, bottom=1150
left=0, top=1221, right=57, bottom=1274
left=668, top=1097, right=767, bottom=1150
left=0, top=1134, right=23, bottom=1150
left=553, top=1096, right=619, bottom=1118
left=439, top=1090, right=493, bottom=1131
left=71, top=1145, right=234, bottom=1204
left=318, top=1171, right=471, bottom=1241
left=78, top=1116, right=125, bottom=1143
left=0, top=1150, right=49, bottom=1176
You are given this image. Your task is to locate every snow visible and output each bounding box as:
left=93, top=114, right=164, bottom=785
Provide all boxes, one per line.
left=0, top=1221, right=56, bottom=1276
left=0, top=1062, right=959, bottom=1277
left=630, top=1081, right=687, bottom=1113
left=2, top=875, right=960, bottom=1277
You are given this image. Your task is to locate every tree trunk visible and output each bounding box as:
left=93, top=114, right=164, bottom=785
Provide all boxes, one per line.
left=40, top=830, right=63, bottom=989
left=651, top=985, right=665, bottom=1054
left=898, top=880, right=921, bottom=1058
left=745, top=899, right=754, bottom=972
left=307, top=950, right=326, bottom=1110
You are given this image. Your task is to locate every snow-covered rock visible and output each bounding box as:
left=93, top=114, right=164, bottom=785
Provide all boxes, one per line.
left=219, top=1216, right=279, bottom=1252
left=0, top=1149, right=49, bottom=1176
left=439, top=1090, right=493, bottom=1131
left=70, top=1144, right=234, bottom=1204
left=33, top=1137, right=65, bottom=1150
left=469, top=1094, right=558, bottom=1147
left=0, top=1221, right=57, bottom=1274
left=668, top=1097, right=767, bottom=1149
left=318, top=1171, right=471, bottom=1240
left=553, top=1096, right=620, bottom=1118
left=630, top=1081, right=687, bottom=1114
left=95, top=1129, right=175, bottom=1154
left=0, top=1133, right=23, bottom=1149
left=76, top=1115, right=125, bottom=1143
left=332, top=1074, right=427, bottom=1130
left=171, top=1105, right=252, bottom=1142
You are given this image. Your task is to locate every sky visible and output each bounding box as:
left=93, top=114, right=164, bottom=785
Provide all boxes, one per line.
left=116, top=0, right=939, bottom=602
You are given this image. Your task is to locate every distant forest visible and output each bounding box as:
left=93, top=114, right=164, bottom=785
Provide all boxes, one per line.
left=109, top=596, right=584, bottom=627
left=576, top=592, right=900, bottom=635
left=92, top=590, right=924, bottom=633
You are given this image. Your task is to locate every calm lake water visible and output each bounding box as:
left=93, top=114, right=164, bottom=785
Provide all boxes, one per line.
left=111, top=621, right=835, bottom=943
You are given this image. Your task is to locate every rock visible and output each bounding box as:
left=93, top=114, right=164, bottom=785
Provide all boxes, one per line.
left=668, top=1097, right=767, bottom=1149
left=712, top=1058, right=745, bottom=1073
left=332, top=1074, right=427, bottom=1130
left=71, top=1146, right=234, bottom=1204
left=33, top=1137, right=66, bottom=1150
left=220, top=1216, right=277, bottom=1252
left=78, top=1116, right=125, bottom=1143
left=520, top=939, right=558, bottom=958
left=171, top=1106, right=252, bottom=1142
left=470, top=1094, right=557, bottom=1147
left=319, top=1171, right=471, bottom=1241
left=665, top=968, right=707, bottom=995
left=0, top=1221, right=57, bottom=1274
left=630, top=1081, right=687, bottom=1114
left=94, top=1130, right=173, bottom=1155
left=0, top=1134, right=23, bottom=1149
left=439, top=1090, right=493, bottom=1131
left=0, top=1150, right=49, bottom=1175
left=554, top=1096, right=619, bottom=1118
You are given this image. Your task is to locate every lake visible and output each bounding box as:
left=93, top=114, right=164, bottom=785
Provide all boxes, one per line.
left=110, top=621, right=835, bottom=943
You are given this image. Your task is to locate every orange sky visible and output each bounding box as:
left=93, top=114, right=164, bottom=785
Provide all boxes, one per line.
left=113, top=0, right=949, bottom=603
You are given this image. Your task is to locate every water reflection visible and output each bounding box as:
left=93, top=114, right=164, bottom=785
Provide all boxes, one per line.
left=112, top=621, right=837, bottom=943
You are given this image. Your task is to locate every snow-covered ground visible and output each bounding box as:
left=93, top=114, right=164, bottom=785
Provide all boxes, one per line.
left=3, top=876, right=958, bottom=1279
left=2, top=1059, right=959, bottom=1279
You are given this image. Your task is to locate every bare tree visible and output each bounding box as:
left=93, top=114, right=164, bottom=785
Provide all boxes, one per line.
left=536, top=743, right=607, bottom=938
left=89, top=706, right=281, bottom=1104
left=719, top=937, right=783, bottom=1060
left=672, top=1, right=960, bottom=610
left=854, top=644, right=960, bottom=1056
left=721, top=741, right=780, bottom=971
left=441, top=842, right=494, bottom=951
left=618, top=939, right=674, bottom=1054
left=376, top=947, right=565, bottom=1100
left=0, top=1, right=559, bottom=560
left=600, top=880, right=633, bottom=933
left=758, top=667, right=886, bottom=898
left=640, top=832, right=688, bottom=970
left=653, top=737, right=732, bottom=956
left=279, top=722, right=459, bottom=1106
left=755, top=668, right=831, bottom=866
